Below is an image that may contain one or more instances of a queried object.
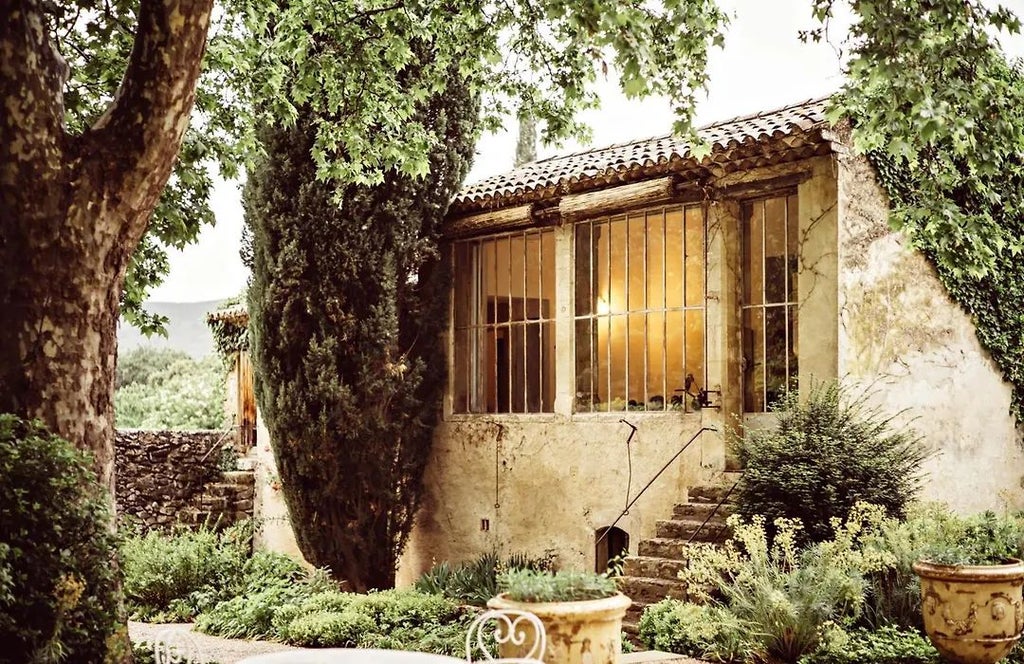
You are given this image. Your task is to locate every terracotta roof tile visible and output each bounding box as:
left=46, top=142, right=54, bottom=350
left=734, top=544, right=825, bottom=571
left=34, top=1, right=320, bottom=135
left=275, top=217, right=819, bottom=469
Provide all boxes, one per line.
left=454, top=97, right=830, bottom=209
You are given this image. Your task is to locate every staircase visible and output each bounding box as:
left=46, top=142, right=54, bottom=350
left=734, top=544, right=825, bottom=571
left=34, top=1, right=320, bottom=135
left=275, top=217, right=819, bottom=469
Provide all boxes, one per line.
left=619, top=479, right=739, bottom=637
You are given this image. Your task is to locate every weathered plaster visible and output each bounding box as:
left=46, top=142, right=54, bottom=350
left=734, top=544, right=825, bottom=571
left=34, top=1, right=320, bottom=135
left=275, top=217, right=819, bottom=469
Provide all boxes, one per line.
left=837, top=153, right=1024, bottom=512
left=253, top=413, right=307, bottom=563
left=396, top=414, right=710, bottom=586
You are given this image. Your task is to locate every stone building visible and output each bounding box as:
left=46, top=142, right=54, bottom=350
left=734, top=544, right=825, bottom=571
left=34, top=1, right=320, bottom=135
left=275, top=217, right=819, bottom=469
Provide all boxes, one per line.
left=231, top=97, right=1023, bottom=599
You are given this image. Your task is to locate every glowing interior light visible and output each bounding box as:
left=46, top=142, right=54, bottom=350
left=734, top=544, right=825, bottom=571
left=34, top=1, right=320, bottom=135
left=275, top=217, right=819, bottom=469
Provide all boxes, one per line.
left=596, top=297, right=610, bottom=315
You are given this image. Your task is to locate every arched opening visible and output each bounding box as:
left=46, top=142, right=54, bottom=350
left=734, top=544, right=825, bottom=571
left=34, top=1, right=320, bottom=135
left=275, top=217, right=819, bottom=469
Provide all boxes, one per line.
left=595, top=526, right=629, bottom=574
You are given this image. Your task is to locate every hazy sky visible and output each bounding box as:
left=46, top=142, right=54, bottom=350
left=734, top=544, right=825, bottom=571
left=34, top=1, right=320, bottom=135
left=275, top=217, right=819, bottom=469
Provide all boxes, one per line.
left=149, top=0, right=1024, bottom=303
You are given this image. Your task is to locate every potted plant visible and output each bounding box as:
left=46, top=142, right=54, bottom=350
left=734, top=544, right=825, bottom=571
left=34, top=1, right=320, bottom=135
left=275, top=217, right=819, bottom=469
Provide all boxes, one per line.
left=912, top=517, right=1024, bottom=664
left=487, top=568, right=631, bottom=664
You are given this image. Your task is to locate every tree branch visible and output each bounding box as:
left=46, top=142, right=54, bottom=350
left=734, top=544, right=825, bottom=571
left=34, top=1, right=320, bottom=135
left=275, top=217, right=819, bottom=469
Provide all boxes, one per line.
left=81, top=0, right=214, bottom=243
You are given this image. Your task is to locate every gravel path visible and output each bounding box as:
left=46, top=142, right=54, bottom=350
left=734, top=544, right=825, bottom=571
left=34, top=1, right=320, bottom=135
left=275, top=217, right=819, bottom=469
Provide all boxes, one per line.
left=129, top=621, right=299, bottom=664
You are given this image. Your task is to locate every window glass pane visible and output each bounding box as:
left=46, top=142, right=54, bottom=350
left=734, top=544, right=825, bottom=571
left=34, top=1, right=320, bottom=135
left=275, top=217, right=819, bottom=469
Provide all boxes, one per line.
left=542, top=321, right=555, bottom=411
left=664, top=208, right=684, bottom=309
left=609, top=217, right=627, bottom=313
left=646, top=311, right=666, bottom=411
left=608, top=315, right=627, bottom=409
left=575, top=318, right=594, bottom=411
left=453, top=243, right=472, bottom=329
left=665, top=310, right=685, bottom=410
left=765, top=306, right=787, bottom=408
left=787, top=195, right=799, bottom=302
left=486, top=327, right=499, bottom=412
left=764, top=198, right=786, bottom=303
left=482, top=239, right=497, bottom=318
left=685, top=206, right=704, bottom=306
left=685, top=309, right=704, bottom=403
left=509, top=235, right=525, bottom=319
left=596, top=315, right=609, bottom=412
left=743, top=201, right=763, bottom=306
left=526, top=233, right=540, bottom=304
left=494, top=237, right=511, bottom=320
left=453, top=327, right=470, bottom=413
left=628, top=313, right=646, bottom=408
left=510, top=325, right=526, bottom=412
left=596, top=221, right=609, bottom=315
left=575, top=223, right=593, bottom=316
left=743, top=308, right=765, bottom=412
left=788, top=306, right=799, bottom=389
left=628, top=213, right=646, bottom=311
left=541, top=231, right=555, bottom=319
left=646, top=211, right=665, bottom=310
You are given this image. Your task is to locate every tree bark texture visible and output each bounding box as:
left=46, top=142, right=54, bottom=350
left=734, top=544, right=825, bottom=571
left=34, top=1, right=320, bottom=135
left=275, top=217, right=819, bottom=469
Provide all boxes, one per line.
left=0, top=0, right=212, bottom=658
left=0, top=0, right=212, bottom=491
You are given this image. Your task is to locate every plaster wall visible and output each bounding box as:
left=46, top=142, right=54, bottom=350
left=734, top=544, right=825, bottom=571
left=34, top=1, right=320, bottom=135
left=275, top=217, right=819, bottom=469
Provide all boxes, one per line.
left=396, top=414, right=712, bottom=586
left=837, top=152, right=1024, bottom=512
left=252, top=412, right=308, bottom=563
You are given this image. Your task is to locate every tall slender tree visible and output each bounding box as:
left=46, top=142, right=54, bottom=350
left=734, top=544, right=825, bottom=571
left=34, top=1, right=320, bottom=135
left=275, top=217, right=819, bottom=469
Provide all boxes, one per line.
left=246, top=65, right=478, bottom=589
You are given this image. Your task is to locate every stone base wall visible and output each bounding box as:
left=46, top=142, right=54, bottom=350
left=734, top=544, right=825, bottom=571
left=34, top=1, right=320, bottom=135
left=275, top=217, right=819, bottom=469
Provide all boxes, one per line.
left=115, top=429, right=254, bottom=530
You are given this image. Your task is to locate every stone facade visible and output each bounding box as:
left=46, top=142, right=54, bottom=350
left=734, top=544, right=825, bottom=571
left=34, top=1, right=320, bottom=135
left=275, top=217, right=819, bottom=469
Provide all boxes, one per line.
left=115, top=429, right=255, bottom=530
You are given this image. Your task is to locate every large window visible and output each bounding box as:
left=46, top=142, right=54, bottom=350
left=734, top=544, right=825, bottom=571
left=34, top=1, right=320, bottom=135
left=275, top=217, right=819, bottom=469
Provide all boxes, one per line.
left=573, top=205, right=706, bottom=412
left=452, top=230, right=556, bottom=413
left=742, top=194, right=799, bottom=412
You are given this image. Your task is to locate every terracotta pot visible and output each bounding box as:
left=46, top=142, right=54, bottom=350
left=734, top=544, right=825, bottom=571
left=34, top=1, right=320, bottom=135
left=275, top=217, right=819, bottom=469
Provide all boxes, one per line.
left=486, top=592, right=631, bottom=664
left=913, top=558, right=1024, bottom=664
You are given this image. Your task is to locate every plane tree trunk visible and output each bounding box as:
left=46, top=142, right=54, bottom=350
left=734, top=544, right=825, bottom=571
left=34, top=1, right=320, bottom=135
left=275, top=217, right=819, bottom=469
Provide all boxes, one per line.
left=0, top=0, right=213, bottom=659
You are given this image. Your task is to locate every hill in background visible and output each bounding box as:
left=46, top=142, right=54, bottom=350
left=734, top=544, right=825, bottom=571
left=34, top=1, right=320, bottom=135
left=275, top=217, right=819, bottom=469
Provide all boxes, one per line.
left=118, top=300, right=226, bottom=358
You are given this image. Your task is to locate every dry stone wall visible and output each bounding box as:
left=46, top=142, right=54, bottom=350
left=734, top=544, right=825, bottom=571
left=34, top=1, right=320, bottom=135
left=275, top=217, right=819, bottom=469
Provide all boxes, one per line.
left=115, top=429, right=254, bottom=530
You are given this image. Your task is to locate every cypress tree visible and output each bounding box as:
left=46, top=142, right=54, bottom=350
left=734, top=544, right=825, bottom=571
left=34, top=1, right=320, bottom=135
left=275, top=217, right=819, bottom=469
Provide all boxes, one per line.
left=246, top=70, right=478, bottom=590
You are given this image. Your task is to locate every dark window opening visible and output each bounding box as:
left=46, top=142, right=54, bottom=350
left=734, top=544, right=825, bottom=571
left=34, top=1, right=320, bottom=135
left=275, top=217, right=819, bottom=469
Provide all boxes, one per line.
left=595, top=526, right=629, bottom=574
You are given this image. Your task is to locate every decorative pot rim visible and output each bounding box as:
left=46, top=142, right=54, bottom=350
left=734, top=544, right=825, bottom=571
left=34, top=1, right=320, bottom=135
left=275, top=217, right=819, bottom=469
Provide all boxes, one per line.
left=487, top=591, right=632, bottom=618
left=913, top=557, right=1024, bottom=582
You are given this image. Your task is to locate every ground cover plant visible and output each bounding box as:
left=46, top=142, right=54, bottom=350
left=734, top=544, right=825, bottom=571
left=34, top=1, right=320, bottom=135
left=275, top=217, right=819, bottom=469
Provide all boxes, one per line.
left=639, top=504, right=1024, bottom=664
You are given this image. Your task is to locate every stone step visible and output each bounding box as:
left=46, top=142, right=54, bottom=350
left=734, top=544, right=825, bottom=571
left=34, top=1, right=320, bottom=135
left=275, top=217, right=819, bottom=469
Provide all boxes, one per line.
left=623, top=556, right=687, bottom=581
left=617, top=576, right=689, bottom=605
left=672, top=501, right=734, bottom=521
left=688, top=483, right=739, bottom=504
left=220, top=470, right=256, bottom=485
left=622, top=601, right=651, bottom=636
left=655, top=519, right=731, bottom=543
left=637, top=537, right=690, bottom=559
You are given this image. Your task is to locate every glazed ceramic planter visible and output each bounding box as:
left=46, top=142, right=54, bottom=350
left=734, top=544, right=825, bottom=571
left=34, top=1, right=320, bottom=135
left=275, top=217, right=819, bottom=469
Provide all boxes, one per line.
left=913, top=558, right=1024, bottom=664
left=486, top=592, right=631, bottom=664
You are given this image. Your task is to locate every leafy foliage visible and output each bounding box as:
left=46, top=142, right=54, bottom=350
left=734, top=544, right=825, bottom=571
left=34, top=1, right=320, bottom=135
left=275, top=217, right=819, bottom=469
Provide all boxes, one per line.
left=735, top=382, right=928, bottom=544
left=801, top=625, right=940, bottom=664
left=116, top=347, right=192, bottom=389
left=0, top=415, right=119, bottom=664
left=811, top=0, right=1024, bottom=417
left=497, top=568, right=618, bottom=603
left=638, top=600, right=749, bottom=662
left=414, top=550, right=554, bottom=606
left=114, top=352, right=226, bottom=430
left=196, top=586, right=472, bottom=656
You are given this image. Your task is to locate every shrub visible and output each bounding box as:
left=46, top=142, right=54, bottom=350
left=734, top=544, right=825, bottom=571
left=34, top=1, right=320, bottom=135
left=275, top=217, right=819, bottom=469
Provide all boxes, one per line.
left=735, top=382, right=928, bottom=544
left=350, top=589, right=463, bottom=630
left=281, top=610, right=375, bottom=647
left=0, top=415, right=119, bottom=664
left=801, top=625, right=939, bottom=664
left=121, top=524, right=248, bottom=621
left=498, top=568, right=618, bottom=602
left=638, top=600, right=749, bottom=662
left=115, top=353, right=226, bottom=430
left=194, top=583, right=313, bottom=639
left=415, top=550, right=553, bottom=606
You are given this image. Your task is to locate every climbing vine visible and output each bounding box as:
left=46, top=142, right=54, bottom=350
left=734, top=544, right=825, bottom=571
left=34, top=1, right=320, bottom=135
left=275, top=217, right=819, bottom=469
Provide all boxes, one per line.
left=207, top=296, right=249, bottom=365
left=815, top=0, right=1024, bottom=420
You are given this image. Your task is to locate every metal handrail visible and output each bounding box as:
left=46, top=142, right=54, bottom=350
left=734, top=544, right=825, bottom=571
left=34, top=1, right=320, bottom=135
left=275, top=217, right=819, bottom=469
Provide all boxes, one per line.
left=686, top=478, right=740, bottom=545
left=596, top=426, right=717, bottom=548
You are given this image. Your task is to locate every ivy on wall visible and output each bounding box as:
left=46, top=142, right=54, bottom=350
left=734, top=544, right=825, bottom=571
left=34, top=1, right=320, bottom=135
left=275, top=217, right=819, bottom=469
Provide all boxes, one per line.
left=819, top=0, right=1024, bottom=421
left=207, top=296, right=249, bottom=364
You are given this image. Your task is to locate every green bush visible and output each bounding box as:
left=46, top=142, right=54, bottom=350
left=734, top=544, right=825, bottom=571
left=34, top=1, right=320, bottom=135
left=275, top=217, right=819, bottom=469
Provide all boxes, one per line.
left=0, top=415, right=119, bottom=664
left=736, top=382, right=928, bottom=544
left=801, top=625, right=939, bottom=664
left=121, top=524, right=248, bottom=621
left=638, top=599, right=749, bottom=661
left=194, top=583, right=315, bottom=639
left=281, top=610, right=375, bottom=647
left=415, top=550, right=553, bottom=606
